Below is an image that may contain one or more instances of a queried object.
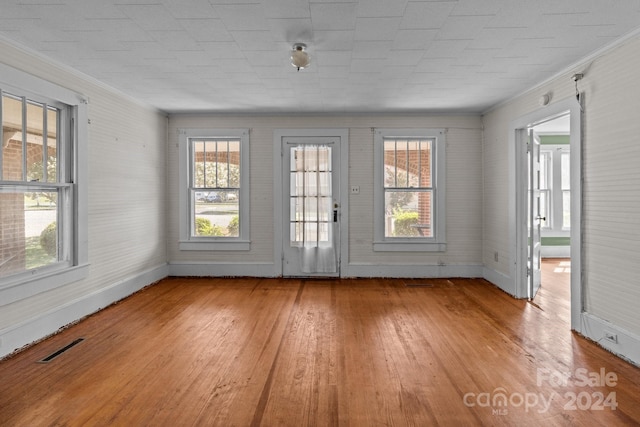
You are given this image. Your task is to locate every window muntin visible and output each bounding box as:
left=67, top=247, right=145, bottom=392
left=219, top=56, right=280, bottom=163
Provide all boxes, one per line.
left=374, top=128, right=446, bottom=252
left=1, top=91, right=73, bottom=281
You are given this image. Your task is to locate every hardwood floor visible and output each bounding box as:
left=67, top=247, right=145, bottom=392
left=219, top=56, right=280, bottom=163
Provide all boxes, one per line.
left=537, top=258, right=571, bottom=316
left=1, top=267, right=639, bottom=426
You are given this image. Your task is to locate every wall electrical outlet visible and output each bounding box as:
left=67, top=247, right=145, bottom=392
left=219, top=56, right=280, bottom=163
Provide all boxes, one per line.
left=494, top=252, right=499, bottom=262
left=350, top=185, right=360, bottom=194
left=604, top=331, right=618, bottom=344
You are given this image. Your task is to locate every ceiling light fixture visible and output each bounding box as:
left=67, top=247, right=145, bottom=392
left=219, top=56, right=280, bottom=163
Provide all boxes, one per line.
left=291, top=43, right=310, bottom=71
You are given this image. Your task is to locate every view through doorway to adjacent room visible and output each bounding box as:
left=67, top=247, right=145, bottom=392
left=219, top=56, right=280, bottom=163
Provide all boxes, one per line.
left=529, top=114, right=571, bottom=315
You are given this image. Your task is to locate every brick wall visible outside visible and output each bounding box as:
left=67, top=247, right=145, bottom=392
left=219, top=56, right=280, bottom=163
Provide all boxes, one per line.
left=384, top=145, right=432, bottom=236
left=1, top=136, right=57, bottom=276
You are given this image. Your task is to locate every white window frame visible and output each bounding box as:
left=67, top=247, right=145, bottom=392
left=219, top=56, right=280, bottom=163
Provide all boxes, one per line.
left=178, top=128, right=250, bottom=251
left=540, top=143, right=571, bottom=232
left=0, top=63, right=88, bottom=305
left=373, top=128, right=446, bottom=252
left=539, top=150, right=552, bottom=230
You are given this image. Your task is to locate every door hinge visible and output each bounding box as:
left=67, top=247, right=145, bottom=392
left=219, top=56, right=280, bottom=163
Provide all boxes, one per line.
left=527, top=267, right=531, bottom=276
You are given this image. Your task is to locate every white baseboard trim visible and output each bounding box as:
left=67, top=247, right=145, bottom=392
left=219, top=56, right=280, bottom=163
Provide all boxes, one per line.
left=168, top=262, right=484, bottom=279
left=0, top=264, right=168, bottom=360
left=579, top=312, right=640, bottom=367
left=342, top=263, right=483, bottom=278
left=168, top=262, right=279, bottom=277
left=482, top=266, right=515, bottom=296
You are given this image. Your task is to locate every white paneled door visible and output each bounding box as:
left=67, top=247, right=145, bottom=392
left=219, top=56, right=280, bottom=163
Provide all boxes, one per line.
left=528, top=129, right=543, bottom=299
left=282, top=137, right=341, bottom=277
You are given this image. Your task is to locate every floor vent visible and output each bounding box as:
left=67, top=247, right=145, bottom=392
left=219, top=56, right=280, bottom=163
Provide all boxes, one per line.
left=404, top=282, right=434, bottom=287
left=404, top=279, right=455, bottom=287
left=38, top=338, right=84, bottom=363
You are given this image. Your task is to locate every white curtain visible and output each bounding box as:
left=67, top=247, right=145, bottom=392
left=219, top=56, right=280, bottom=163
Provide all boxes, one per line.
left=291, top=145, right=337, bottom=273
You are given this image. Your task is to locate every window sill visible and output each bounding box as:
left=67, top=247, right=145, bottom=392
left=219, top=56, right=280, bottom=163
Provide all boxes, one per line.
left=179, top=240, right=250, bottom=251
left=373, top=241, right=446, bottom=252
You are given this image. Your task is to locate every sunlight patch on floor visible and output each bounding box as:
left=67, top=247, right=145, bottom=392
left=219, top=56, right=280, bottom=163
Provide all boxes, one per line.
left=553, top=260, right=571, bottom=273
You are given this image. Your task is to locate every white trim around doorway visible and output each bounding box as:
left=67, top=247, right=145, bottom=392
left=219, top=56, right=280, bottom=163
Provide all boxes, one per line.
left=508, top=96, right=583, bottom=332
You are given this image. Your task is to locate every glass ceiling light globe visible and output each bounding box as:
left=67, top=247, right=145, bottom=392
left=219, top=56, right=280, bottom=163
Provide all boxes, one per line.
left=291, top=43, right=310, bottom=71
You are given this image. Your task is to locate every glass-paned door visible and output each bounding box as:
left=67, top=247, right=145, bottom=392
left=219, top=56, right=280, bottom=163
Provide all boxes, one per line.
left=282, top=137, right=340, bottom=276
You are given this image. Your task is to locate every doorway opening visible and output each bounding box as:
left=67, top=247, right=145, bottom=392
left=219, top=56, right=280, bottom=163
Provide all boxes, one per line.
left=531, top=115, right=572, bottom=320
left=510, top=97, right=582, bottom=331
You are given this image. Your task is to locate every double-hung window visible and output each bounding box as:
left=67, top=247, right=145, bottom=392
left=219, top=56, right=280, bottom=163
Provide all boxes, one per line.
left=373, top=128, right=446, bottom=251
left=540, top=143, right=570, bottom=232
left=178, top=128, right=249, bottom=250
left=539, top=150, right=551, bottom=229
left=0, top=64, right=88, bottom=302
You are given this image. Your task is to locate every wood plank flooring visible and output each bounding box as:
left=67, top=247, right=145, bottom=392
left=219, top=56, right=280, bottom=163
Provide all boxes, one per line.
left=1, top=264, right=639, bottom=426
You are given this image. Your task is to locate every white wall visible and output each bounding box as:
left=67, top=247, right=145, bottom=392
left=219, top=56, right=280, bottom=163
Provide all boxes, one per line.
left=167, top=114, right=483, bottom=277
left=483, top=35, right=640, bottom=363
left=0, top=40, right=168, bottom=358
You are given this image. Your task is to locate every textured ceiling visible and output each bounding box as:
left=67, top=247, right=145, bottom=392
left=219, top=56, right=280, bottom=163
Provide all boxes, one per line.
left=1, top=0, right=640, bottom=114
